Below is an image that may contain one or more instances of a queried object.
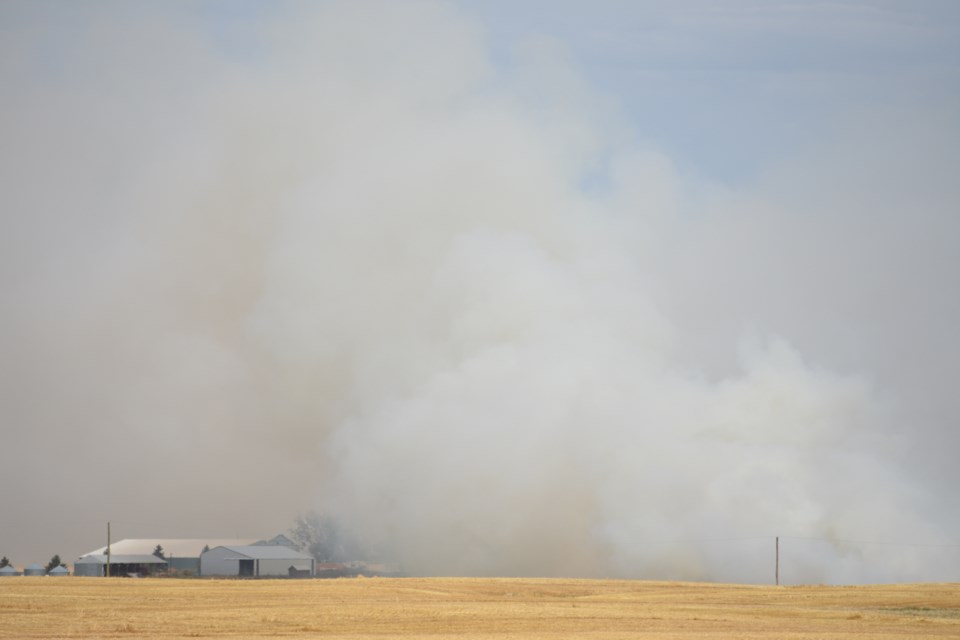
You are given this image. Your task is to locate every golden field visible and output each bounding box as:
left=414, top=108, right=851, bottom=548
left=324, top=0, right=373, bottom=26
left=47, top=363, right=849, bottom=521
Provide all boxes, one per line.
left=1, top=577, right=958, bottom=639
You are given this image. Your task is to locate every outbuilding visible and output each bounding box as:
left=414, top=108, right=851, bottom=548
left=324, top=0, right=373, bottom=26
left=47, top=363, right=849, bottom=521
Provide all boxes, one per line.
left=0, top=565, right=18, bottom=577
left=23, top=563, right=45, bottom=576
left=200, top=545, right=315, bottom=577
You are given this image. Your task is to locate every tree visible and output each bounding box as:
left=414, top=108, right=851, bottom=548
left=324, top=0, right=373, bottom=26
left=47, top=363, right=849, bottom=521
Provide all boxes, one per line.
left=153, top=544, right=165, bottom=559
left=0, top=556, right=9, bottom=568
left=45, top=555, right=65, bottom=572
left=289, top=511, right=358, bottom=563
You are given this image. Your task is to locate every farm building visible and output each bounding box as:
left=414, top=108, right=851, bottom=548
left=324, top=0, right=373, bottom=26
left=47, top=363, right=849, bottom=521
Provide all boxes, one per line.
left=78, top=538, right=259, bottom=575
left=252, top=534, right=297, bottom=548
left=48, top=565, right=69, bottom=576
left=0, top=565, right=18, bottom=577
left=23, top=563, right=45, bottom=576
left=200, top=545, right=315, bottom=577
left=74, top=554, right=168, bottom=577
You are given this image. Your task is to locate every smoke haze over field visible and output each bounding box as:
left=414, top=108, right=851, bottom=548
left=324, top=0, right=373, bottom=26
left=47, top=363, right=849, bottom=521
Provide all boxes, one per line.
left=1, top=1, right=958, bottom=583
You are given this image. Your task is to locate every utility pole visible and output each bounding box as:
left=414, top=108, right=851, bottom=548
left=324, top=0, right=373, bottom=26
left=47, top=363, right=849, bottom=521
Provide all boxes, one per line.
left=775, top=536, right=779, bottom=586
left=106, top=521, right=111, bottom=578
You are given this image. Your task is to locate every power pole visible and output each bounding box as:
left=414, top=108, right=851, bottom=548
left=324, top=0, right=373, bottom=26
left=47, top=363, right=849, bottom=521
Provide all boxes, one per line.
left=106, top=521, right=111, bottom=578
left=775, top=536, right=779, bottom=586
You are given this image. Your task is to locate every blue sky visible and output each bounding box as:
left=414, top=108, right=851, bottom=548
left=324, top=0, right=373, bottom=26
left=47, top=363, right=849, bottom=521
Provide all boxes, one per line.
left=462, top=1, right=960, bottom=181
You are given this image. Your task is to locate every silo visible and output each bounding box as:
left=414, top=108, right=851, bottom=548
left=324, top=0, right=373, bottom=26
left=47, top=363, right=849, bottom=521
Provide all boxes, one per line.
left=48, top=565, right=69, bottom=576
left=24, top=563, right=45, bottom=576
left=0, top=565, right=18, bottom=577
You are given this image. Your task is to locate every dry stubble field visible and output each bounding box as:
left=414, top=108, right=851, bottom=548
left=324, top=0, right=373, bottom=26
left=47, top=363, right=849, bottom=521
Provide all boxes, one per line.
left=1, top=576, right=958, bottom=639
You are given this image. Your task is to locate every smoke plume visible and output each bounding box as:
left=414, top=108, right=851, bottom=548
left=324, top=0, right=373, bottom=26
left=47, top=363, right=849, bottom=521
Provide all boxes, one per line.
left=1, top=1, right=957, bottom=583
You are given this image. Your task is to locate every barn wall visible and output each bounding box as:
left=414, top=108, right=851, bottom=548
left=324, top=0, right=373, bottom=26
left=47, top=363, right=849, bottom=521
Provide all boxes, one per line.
left=199, top=547, right=240, bottom=576
left=73, top=563, right=101, bottom=576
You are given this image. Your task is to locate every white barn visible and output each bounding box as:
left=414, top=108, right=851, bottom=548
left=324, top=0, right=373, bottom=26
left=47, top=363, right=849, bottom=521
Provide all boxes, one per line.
left=78, top=538, right=258, bottom=575
left=200, top=545, right=315, bottom=577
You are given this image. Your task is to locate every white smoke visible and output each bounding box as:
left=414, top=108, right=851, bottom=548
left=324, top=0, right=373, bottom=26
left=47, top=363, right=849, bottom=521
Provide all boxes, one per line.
left=1, top=0, right=957, bottom=582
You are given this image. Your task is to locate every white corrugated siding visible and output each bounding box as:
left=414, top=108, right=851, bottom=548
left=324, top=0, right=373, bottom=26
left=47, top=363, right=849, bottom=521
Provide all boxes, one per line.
left=199, top=547, right=241, bottom=576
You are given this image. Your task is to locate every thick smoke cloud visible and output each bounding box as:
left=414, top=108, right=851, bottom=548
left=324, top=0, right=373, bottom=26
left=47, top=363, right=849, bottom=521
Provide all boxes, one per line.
left=1, top=1, right=957, bottom=583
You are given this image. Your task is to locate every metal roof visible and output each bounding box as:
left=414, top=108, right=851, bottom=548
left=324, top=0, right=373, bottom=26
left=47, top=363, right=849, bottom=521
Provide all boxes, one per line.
left=0, top=566, right=17, bottom=574
left=48, top=566, right=68, bottom=575
left=75, top=554, right=167, bottom=565
left=252, top=534, right=296, bottom=547
left=82, top=539, right=257, bottom=558
left=213, top=545, right=314, bottom=560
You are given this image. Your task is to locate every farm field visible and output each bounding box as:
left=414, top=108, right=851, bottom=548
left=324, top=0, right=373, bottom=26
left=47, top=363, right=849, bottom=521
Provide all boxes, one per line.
left=1, top=577, right=958, bottom=639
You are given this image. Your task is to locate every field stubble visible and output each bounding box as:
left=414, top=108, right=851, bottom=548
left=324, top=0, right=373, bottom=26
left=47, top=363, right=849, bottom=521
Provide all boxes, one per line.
left=0, top=577, right=957, bottom=639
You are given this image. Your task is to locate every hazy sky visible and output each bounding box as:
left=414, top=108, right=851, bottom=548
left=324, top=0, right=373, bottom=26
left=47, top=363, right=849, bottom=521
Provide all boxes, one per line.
left=1, top=0, right=958, bottom=583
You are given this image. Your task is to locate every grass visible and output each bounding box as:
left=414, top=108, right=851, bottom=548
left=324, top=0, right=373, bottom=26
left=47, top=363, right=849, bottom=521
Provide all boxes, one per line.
left=0, top=576, right=958, bottom=638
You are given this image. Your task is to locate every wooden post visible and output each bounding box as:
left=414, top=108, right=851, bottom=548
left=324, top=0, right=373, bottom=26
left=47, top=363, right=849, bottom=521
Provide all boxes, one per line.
left=775, top=536, right=779, bottom=586
left=106, top=521, right=111, bottom=578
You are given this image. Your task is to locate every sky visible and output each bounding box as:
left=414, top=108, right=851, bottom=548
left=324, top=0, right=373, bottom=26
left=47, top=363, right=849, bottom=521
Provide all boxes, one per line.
left=1, top=0, right=958, bottom=583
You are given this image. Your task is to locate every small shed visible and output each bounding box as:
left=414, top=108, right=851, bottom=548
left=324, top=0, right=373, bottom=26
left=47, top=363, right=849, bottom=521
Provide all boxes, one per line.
left=0, top=565, right=18, bottom=577
left=200, top=545, right=315, bottom=577
left=24, top=563, right=45, bottom=576
left=48, top=565, right=69, bottom=576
